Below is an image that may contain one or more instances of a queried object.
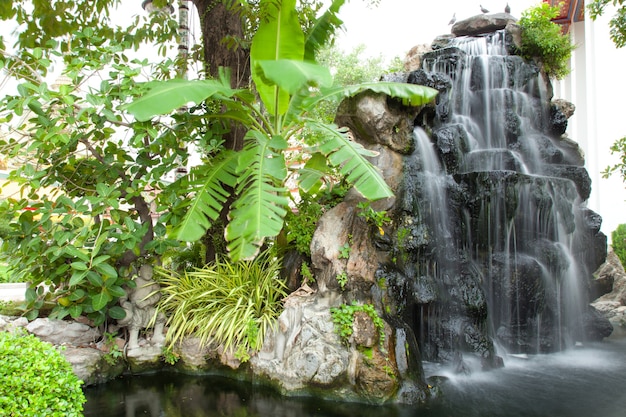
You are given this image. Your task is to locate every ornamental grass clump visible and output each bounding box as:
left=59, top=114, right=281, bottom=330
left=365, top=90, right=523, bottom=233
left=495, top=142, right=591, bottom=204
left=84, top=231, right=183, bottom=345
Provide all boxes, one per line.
left=154, top=250, right=287, bottom=360
left=0, top=330, right=85, bottom=417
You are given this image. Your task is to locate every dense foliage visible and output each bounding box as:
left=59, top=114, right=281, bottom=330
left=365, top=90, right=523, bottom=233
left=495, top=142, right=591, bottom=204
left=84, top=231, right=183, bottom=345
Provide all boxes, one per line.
left=611, top=224, right=626, bottom=267
left=518, top=3, right=575, bottom=79
left=124, top=0, right=437, bottom=260
left=588, top=0, right=626, bottom=48
left=0, top=0, right=435, bottom=329
left=0, top=330, right=86, bottom=416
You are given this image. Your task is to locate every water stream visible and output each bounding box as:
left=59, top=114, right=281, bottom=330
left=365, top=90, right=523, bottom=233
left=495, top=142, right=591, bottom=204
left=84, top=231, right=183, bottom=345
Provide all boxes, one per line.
left=403, top=29, right=604, bottom=359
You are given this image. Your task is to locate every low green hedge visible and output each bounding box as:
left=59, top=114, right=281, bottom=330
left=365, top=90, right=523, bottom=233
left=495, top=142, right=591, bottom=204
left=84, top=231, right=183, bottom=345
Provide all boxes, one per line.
left=0, top=330, right=86, bottom=416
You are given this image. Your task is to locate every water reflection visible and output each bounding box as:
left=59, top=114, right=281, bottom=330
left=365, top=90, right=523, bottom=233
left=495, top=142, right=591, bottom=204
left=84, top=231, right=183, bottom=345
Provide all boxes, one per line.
left=85, top=338, right=626, bottom=417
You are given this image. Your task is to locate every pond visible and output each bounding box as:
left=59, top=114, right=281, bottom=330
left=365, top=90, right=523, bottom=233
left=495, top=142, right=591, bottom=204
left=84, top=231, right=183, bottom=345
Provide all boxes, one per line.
left=84, top=337, right=626, bottom=417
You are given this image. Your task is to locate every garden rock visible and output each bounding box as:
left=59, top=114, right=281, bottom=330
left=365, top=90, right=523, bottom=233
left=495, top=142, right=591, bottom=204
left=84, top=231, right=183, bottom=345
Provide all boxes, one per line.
left=25, top=317, right=100, bottom=346
left=253, top=290, right=348, bottom=392
left=451, top=12, right=517, bottom=37
left=62, top=347, right=124, bottom=386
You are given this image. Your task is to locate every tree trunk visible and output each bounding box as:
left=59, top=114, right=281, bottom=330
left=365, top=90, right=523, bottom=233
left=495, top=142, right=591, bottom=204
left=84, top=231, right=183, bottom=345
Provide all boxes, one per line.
left=192, top=0, right=251, bottom=262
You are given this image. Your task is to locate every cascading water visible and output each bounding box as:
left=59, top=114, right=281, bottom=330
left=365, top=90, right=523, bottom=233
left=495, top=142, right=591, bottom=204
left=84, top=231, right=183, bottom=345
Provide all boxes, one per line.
left=389, top=28, right=610, bottom=368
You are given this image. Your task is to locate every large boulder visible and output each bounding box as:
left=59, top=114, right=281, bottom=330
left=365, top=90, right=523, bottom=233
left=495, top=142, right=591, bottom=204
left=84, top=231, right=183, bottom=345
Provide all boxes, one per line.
left=25, top=318, right=101, bottom=346
left=451, top=13, right=517, bottom=37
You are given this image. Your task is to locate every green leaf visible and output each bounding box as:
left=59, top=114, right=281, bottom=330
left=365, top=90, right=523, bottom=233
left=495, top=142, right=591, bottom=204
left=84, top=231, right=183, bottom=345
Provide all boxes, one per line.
left=68, top=305, right=83, bottom=319
left=298, top=152, right=330, bottom=192
left=226, top=131, right=290, bottom=260
left=255, top=60, right=332, bottom=95
left=91, top=255, right=110, bottom=265
left=68, top=289, right=86, bottom=301
left=107, top=285, right=126, bottom=298
left=69, top=270, right=88, bottom=287
left=123, top=78, right=239, bottom=122
left=312, top=122, right=393, bottom=201
left=25, top=287, right=37, bottom=303
left=87, top=271, right=104, bottom=287
left=311, top=82, right=438, bottom=108
left=92, top=291, right=110, bottom=311
left=70, top=261, right=88, bottom=271
left=304, top=0, right=346, bottom=62
left=250, top=0, right=304, bottom=115
left=173, top=150, right=239, bottom=242
left=94, top=263, right=117, bottom=279
left=64, top=246, right=89, bottom=262
left=108, top=306, right=126, bottom=320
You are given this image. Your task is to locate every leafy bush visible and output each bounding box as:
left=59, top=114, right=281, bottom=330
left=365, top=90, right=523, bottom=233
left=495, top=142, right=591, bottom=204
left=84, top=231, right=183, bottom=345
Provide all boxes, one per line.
left=518, top=3, right=575, bottom=79
left=154, top=250, right=288, bottom=360
left=0, top=330, right=85, bottom=416
left=612, top=224, right=626, bottom=268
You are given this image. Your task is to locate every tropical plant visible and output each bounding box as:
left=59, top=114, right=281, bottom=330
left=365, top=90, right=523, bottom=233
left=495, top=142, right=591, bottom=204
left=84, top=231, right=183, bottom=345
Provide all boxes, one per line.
left=518, top=3, right=575, bottom=79
left=611, top=224, right=626, bottom=267
left=588, top=0, right=626, bottom=48
left=153, top=249, right=287, bottom=358
left=0, top=330, right=86, bottom=417
left=124, top=0, right=438, bottom=261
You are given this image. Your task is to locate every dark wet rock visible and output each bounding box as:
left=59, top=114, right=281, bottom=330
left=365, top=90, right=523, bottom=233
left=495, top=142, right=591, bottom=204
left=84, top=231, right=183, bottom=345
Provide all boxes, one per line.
left=549, top=104, right=569, bottom=136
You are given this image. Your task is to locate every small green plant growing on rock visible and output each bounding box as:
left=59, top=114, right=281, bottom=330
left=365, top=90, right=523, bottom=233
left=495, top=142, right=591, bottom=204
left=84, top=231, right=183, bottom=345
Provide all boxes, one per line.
left=336, top=271, right=348, bottom=290
left=357, top=201, right=391, bottom=235
left=301, top=261, right=315, bottom=284
left=518, top=3, right=575, bottom=80
left=338, top=242, right=351, bottom=259
left=0, top=330, right=86, bottom=416
left=161, top=346, right=180, bottom=365
left=330, top=302, right=386, bottom=347
left=102, top=331, right=124, bottom=366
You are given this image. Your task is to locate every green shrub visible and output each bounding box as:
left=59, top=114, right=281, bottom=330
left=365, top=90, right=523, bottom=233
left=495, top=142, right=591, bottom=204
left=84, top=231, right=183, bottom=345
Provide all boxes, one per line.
left=518, top=3, right=575, bottom=80
left=0, top=330, right=85, bottom=417
left=154, top=249, right=288, bottom=360
left=612, top=224, right=626, bottom=268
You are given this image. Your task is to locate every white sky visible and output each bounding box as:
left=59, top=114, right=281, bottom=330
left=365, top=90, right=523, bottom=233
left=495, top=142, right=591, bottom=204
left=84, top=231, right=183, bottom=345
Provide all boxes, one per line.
left=335, top=0, right=541, bottom=59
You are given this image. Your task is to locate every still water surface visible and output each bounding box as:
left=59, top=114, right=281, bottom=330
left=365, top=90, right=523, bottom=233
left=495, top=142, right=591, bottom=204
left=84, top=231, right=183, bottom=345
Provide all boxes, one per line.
left=84, top=338, right=626, bottom=417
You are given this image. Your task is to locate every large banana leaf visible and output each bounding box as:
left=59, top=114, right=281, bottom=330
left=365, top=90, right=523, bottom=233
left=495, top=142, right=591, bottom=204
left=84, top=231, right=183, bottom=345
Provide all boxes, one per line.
left=255, top=59, right=333, bottom=95
left=172, top=150, right=239, bottom=241
left=250, top=0, right=305, bottom=115
left=303, top=0, right=346, bottom=62
left=122, top=77, right=239, bottom=121
left=225, top=130, right=290, bottom=260
left=312, top=122, right=393, bottom=201
left=307, top=82, right=439, bottom=109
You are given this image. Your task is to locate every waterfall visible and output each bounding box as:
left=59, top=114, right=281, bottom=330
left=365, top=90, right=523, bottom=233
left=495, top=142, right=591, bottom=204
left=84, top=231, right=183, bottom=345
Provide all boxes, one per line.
left=397, top=29, right=608, bottom=364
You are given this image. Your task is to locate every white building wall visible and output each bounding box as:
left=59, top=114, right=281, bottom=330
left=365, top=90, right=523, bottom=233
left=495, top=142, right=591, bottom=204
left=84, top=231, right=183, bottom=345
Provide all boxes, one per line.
left=553, top=6, right=626, bottom=242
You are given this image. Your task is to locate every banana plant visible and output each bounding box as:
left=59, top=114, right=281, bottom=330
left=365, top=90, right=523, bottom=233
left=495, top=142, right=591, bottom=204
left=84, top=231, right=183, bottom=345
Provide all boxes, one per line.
left=123, top=0, right=437, bottom=261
